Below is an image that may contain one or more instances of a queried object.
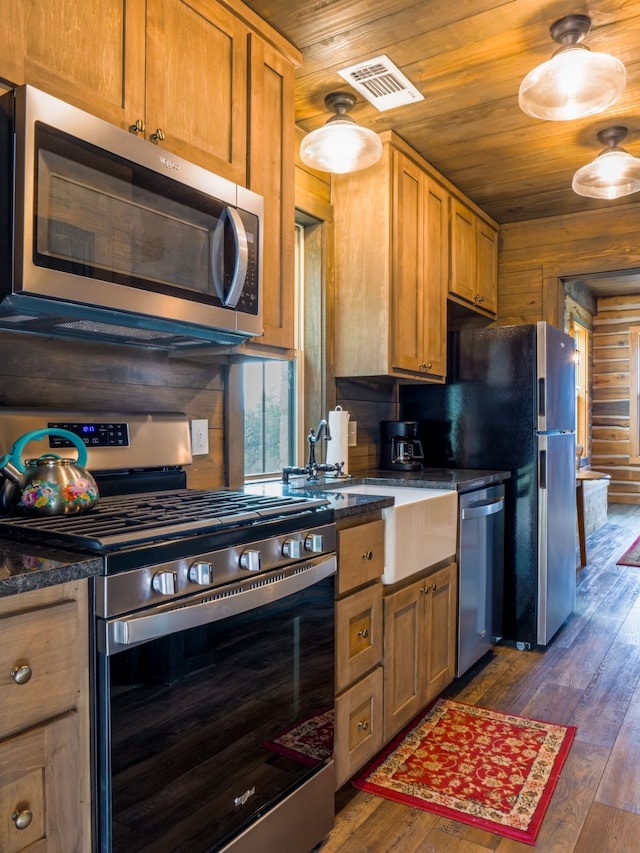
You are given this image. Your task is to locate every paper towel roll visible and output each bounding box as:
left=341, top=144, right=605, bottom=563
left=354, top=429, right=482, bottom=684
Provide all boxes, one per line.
left=326, top=406, right=349, bottom=475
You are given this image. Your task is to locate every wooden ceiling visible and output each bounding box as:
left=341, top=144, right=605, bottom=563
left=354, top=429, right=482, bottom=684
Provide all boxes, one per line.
left=243, top=0, right=640, bottom=225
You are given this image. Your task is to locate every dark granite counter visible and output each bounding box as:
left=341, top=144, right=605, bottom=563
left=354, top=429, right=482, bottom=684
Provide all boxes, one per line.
left=2, top=467, right=510, bottom=596
left=246, top=466, right=510, bottom=520
left=0, top=540, right=102, bottom=598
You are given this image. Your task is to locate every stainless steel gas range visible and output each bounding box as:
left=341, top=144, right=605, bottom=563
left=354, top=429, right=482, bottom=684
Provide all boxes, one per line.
left=0, top=409, right=336, bottom=853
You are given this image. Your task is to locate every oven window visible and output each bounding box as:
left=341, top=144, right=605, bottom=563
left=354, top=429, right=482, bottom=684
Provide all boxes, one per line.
left=98, top=576, right=334, bottom=853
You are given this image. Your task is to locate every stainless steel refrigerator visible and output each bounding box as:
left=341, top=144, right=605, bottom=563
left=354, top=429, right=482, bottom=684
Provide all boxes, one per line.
left=401, top=322, right=576, bottom=648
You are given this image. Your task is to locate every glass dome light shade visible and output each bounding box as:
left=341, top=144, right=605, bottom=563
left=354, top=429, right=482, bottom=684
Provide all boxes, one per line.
left=572, top=147, right=640, bottom=199
left=299, top=115, right=383, bottom=174
left=519, top=44, right=626, bottom=121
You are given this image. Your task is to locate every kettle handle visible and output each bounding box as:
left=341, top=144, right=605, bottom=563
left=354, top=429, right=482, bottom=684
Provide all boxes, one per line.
left=9, top=428, right=89, bottom=473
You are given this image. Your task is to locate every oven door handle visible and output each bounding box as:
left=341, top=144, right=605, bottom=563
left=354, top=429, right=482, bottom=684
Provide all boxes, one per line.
left=102, top=554, right=336, bottom=655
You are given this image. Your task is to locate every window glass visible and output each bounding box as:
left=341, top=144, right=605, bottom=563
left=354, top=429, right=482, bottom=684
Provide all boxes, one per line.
left=243, top=360, right=296, bottom=477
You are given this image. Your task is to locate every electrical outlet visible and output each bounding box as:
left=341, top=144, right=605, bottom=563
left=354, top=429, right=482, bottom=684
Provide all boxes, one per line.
left=348, top=421, right=357, bottom=447
left=191, top=419, right=209, bottom=456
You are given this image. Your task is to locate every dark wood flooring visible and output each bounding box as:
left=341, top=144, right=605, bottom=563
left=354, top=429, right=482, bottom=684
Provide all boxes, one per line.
left=321, top=504, right=640, bottom=853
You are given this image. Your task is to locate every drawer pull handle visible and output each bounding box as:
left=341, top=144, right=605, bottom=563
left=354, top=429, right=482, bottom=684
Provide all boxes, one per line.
left=11, top=664, right=32, bottom=685
left=357, top=628, right=369, bottom=639
left=12, top=808, right=33, bottom=830
left=357, top=720, right=369, bottom=731
left=362, top=550, right=373, bottom=561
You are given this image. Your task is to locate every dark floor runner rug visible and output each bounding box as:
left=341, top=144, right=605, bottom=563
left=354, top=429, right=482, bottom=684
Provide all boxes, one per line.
left=352, top=698, right=576, bottom=846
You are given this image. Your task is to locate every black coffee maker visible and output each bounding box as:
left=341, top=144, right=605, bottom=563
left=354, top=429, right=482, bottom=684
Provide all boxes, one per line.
left=379, top=421, right=424, bottom=471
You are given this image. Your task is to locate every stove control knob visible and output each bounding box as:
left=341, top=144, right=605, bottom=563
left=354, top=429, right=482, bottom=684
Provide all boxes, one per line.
left=305, top=533, right=324, bottom=553
left=282, top=538, right=303, bottom=558
left=189, top=561, right=213, bottom=585
left=240, top=549, right=261, bottom=572
left=152, top=570, right=177, bottom=595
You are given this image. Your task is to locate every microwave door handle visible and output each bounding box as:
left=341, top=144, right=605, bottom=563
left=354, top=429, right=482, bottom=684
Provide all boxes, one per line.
left=211, top=207, right=249, bottom=308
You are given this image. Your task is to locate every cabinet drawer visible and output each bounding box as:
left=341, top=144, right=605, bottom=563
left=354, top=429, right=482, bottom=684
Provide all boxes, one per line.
left=337, top=520, right=384, bottom=595
left=334, top=667, right=383, bottom=789
left=0, top=712, right=81, bottom=853
left=0, top=599, right=79, bottom=739
left=336, top=584, right=383, bottom=693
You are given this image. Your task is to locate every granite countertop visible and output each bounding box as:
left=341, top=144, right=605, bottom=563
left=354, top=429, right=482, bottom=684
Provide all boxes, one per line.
left=0, top=539, right=102, bottom=598
left=247, top=466, right=511, bottom=520
left=1, top=466, right=510, bottom=596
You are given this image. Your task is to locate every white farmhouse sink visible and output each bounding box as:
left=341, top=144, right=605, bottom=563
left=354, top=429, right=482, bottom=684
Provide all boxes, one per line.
left=342, top=485, right=458, bottom=584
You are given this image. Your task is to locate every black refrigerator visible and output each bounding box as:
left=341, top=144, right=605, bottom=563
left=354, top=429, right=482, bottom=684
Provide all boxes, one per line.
left=401, top=322, right=576, bottom=648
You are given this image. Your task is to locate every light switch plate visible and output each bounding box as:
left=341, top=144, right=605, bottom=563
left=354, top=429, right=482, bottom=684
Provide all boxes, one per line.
left=348, top=421, right=357, bottom=446
left=191, top=419, right=209, bottom=455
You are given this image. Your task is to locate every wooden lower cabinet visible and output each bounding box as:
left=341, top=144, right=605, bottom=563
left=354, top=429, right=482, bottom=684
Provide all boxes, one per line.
left=334, top=667, right=383, bottom=789
left=334, top=515, right=385, bottom=788
left=383, top=562, right=457, bottom=742
left=0, top=581, right=91, bottom=852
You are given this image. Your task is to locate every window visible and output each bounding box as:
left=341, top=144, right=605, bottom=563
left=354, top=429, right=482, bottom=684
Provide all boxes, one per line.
left=243, top=360, right=296, bottom=476
left=241, top=217, right=328, bottom=480
left=573, top=321, right=590, bottom=459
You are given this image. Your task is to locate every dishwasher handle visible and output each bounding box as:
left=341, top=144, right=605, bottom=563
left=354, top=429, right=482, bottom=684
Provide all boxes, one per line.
left=461, top=496, right=504, bottom=519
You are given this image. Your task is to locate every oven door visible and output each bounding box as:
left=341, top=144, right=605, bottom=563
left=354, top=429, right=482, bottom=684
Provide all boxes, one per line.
left=94, top=555, right=336, bottom=853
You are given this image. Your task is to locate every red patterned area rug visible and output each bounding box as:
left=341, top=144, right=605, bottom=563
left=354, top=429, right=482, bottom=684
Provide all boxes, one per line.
left=353, top=698, right=576, bottom=846
left=262, top=709, right=334, bottom=766
left=617, top=535, right=640, bottom=566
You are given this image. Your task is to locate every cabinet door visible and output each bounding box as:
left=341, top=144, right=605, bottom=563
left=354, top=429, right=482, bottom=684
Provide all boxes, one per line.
left=247, top=35, right=296, bottom=350
left=0, top=712, right=81, bottom=853
left=146, top=0, right=248, bottom=182
left=477, top=219, right=498, bottom=314
left=336, top=584, right=383, bottom=693
left=383, top=579, right=423, bottom=741
left=1, top=599, right=79, bottom=739
left=449, top=197, right=477, bottom=304
left=423, top=563, right=457, bottom=705
left=392, top=151, right=424, bottom=374
left=334, top=667, right=383, bottom=789
left=422, top=178, right=448, bottom=378
left=337, top=519, right=384, bottom=596
left=1, top=0, right=145, bottom=127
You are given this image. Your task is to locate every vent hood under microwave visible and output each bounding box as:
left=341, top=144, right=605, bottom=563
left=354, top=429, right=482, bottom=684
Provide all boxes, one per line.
left=0, top=86, right=264, bottom=350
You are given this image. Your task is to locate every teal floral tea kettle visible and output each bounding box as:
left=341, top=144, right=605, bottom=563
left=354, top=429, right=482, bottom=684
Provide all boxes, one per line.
left=0, top=428, right=99, bottom=515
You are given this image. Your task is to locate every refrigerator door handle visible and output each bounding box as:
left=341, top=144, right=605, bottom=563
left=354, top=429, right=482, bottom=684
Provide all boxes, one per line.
left=538, top=377, right=545, bottom=417
left=539, top=449, right=547, bottom=488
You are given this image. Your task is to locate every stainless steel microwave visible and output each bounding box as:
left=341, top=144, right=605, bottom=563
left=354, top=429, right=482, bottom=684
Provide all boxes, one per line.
left=0, top=85, right=263, bottom=349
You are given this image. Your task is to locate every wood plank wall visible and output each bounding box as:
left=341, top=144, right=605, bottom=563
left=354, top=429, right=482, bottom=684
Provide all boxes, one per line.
left=592, top=295, right=640, bottom=504
left=499, top=199, right=640, bottom=505
left=0, top=330, right=228, bottom=488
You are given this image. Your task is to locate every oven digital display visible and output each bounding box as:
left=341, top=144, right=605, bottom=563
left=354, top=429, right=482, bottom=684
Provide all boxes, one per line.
left=48, top=421, right=130, bottom=447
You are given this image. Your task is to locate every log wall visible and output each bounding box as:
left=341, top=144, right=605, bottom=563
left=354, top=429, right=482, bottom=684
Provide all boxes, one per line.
left=592, top=296, right=640, bottom=503
left=499, top=200, right=640, bottom=504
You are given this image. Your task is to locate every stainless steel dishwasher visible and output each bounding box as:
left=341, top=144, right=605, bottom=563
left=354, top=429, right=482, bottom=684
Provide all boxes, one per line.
left=457, top=484, right=505, bottom=676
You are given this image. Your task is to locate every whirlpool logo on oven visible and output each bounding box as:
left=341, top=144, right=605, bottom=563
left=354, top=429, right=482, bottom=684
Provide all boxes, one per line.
left=234, top=786, right=256, bottom=808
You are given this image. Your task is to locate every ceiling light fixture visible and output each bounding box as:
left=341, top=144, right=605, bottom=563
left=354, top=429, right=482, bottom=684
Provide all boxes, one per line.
left=518, top=14, right=626, bottom=121
left=572, top=126, right=640, bottom=199
left=299, top=92, right=382, bottom=174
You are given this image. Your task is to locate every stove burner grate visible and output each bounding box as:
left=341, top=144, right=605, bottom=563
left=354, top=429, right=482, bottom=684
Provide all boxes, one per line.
left=0, top=489, right=331, bottom=551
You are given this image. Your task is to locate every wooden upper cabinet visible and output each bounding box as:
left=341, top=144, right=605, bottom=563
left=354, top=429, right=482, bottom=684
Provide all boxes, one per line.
left=392, top=150, right=447, bottom=379
left=0, top=0, right=146, bottom=124
left=450, top=197, right=498, bottom=316
left=333, top=138, right=448, bottom=383
left=146, top=0, right=248, bottom=183
left=246, top=35, right=296, bottom=350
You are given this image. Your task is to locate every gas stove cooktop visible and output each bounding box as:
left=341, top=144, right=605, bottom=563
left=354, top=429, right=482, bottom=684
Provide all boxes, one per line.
left=0, top=489, right=332, bottom=552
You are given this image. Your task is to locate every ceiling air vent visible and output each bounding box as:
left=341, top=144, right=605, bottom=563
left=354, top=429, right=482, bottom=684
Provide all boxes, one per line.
left=338, top=55, right=424, bottom=111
